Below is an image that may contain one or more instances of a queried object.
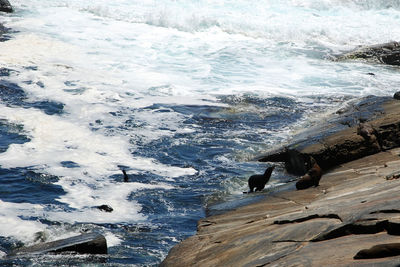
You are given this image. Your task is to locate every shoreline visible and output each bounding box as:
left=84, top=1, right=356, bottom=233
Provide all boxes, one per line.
left=161, top=96, right=400, bottom=266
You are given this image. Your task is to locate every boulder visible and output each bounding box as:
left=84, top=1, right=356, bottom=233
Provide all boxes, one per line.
left=96, top=204, right=113, bottom=212
left=0, top=0, right=12, bottom=13
left=256, top=96, right=400, bottom=174
left=8, top=233, right=107, bottom=257
left=333, top=41, right=400, bottom=66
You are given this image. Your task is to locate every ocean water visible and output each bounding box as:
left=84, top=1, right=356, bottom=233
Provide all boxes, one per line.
left=0, top=0, right=400, bottom=265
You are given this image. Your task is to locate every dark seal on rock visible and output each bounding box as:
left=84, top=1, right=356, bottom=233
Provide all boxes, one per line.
left=354, top=243, right=400, bottom=259
left=96, top=204, right=113, bottom=212
left=296, top=157, right=322, bottom=190
left=0, top=0, right=13, bottom=13
left=247, top=166, right=275, bottom=193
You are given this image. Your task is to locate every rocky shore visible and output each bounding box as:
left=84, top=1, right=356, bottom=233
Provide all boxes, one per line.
left=161, top=42, right=400, bottom=266
left=161, top=95, right=400, bottom=266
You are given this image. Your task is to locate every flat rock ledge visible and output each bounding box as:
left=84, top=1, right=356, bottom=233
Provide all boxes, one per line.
left=161, top=98, right=400, bottom=266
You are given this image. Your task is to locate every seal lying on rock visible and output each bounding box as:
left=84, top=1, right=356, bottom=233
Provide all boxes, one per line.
left=247, top=166, right=275, bottom=193
left=296, top=157, right=322, bottom=190
left=357, top=122, right=381, bottom=151
left=354, top=243, right=400, bottom=259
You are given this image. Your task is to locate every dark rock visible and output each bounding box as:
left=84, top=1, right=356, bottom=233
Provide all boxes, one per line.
left=8, top=233, right=107, bottom=257
left=394, top=92, right=400, bottom=100
left=96, top=204, right=113, bottom=212
left=256, top=97, right=400, bottom=174
left=334, top=41, right=400, bottom=66
left=122, top=169, right=129, bottom=182
left=0, top=0, right=12, bottom=13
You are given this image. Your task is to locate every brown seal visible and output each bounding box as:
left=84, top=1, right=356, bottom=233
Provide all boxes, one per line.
left=354, top=243, right=400, bottom=259
left=357, top=122, right=380, bottom=151
left=296, top=157, right=322, bottom=190
left=247, top=166, right=275, bottom=193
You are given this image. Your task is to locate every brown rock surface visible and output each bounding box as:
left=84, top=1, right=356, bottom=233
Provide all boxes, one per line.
left=162, top=149, right=400, bottom=266
left=161, top=99, right=400, bottom=267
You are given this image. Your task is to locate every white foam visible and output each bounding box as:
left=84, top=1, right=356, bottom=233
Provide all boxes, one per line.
left=104, top=232, right=123, bottom=247
left=0, top=103, right=195, bottom=223
left=0, top=200, right=45, bottom=243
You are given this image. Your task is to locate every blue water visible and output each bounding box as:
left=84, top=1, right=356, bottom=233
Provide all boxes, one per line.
left=0, top=0, right=400, bottom=266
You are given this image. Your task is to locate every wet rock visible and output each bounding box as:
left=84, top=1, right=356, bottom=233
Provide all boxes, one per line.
left=96, top=204, right=113, bottom=212
left=334, top=41, right=400, bottom=66
left=256, top=97, right=399, bottom=174
left=0, top=0, right=12, bottom=13
left=394, top=91, right=400, bottom=100
left=8, top=233, right=107, bottom=257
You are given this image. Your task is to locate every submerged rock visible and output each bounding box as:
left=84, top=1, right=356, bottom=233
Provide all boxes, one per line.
left=8, top=233, right=107, bottom=257
left=0, top=0, right=12, bottom=13
left=333, top=41, right=400, bottom=66
left=96, top=204, right=113, bottom=212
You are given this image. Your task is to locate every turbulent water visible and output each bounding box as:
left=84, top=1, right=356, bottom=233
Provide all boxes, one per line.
left=0, top=0, right=400, bottom=265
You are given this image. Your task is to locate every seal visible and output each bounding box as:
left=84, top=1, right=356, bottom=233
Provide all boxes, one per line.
left=122, top=170, right=129, bottom=182
left=296, top=157, right=322, bottom=190
left=247, top=166, right=275, bottom=193
left=357, top=122, right=381, bottom=151
left=354, top=243, right=400, bottom=259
